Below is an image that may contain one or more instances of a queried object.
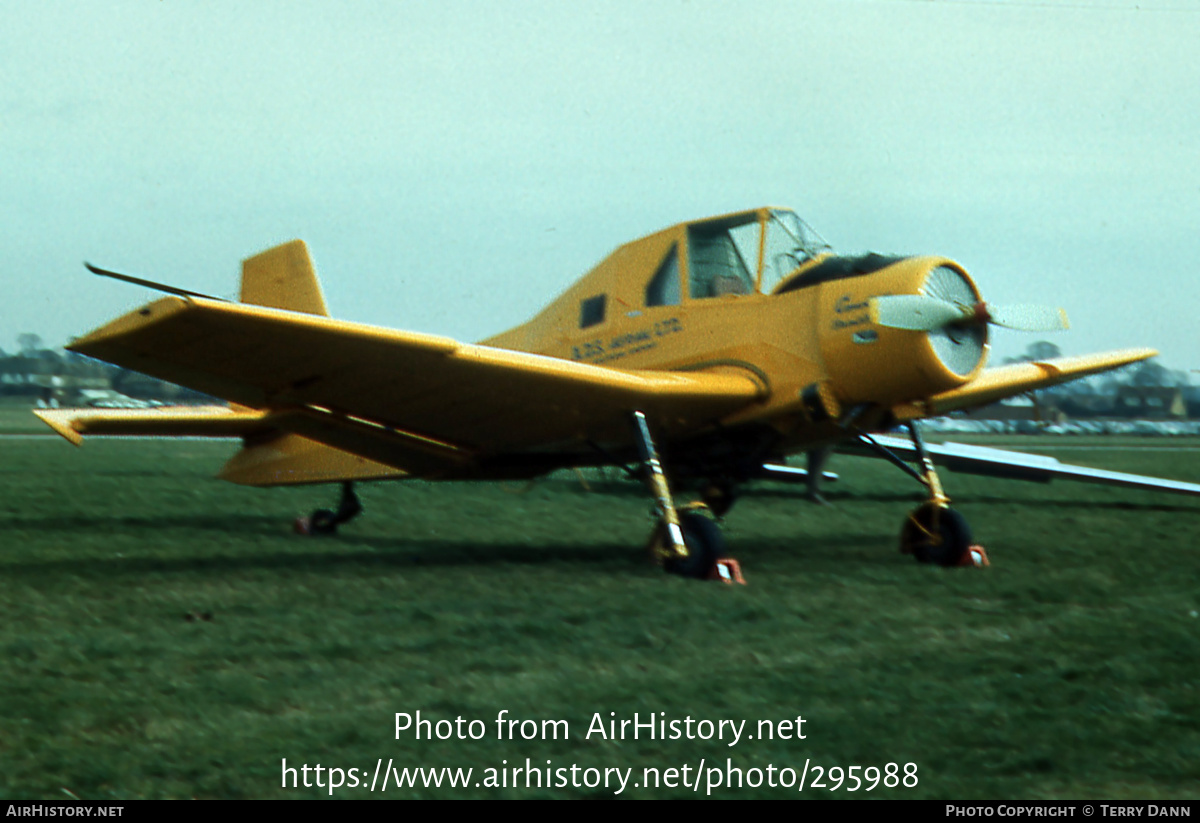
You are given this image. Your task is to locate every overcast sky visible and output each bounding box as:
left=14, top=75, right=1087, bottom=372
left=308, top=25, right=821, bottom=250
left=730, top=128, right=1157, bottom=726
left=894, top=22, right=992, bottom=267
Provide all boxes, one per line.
left=3, top=0, right=1197, bottom=372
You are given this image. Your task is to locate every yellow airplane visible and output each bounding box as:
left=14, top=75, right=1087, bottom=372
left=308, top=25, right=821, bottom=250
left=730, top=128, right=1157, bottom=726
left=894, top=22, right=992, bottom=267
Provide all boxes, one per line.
left=35, top=207, right=1200, bottom=576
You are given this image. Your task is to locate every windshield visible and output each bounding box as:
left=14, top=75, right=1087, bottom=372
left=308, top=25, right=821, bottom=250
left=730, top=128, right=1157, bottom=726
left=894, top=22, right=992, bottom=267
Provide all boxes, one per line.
left=760, top=209, right=831, bottom=293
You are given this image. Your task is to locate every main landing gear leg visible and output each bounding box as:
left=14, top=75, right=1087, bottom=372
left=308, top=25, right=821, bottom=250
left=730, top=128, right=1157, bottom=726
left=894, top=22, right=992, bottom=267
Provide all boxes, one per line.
left=632, top=411, right=725, bottom=578
left=805, top=447, right=835, bottom=506
left=897, top=423, right=972, bottom=566
left=294, top=482, right=363, bottom=536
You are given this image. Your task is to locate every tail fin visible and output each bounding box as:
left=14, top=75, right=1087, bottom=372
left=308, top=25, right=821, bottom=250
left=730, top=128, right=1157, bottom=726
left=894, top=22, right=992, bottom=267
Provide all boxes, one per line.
left=239, top=240, right=329, bottom=316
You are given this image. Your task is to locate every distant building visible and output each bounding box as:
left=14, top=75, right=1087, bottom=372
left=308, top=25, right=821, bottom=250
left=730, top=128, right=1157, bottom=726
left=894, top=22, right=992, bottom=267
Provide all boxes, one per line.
left=1113, top=386, right=1188, bottom=420
left=964, top=395, right=1067, bottom=424
left=0, top=356, right=41, bottom=395
left=1187, top=386, right=1200, bottom=418
left=1057, top=392, right=1117, bottom=418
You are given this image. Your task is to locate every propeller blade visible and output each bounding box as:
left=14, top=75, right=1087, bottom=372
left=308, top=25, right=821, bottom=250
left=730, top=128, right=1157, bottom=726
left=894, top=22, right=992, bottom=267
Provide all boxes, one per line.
left=985, top=304, right=1070, bottom=332
left=869, top=294, right=968, bottom=331
left=870, top=295, right=1070, bottom=334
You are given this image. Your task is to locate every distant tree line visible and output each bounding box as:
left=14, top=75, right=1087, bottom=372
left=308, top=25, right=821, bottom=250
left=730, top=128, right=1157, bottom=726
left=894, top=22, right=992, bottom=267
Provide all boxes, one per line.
left=1, top=333, right=213, bottom=402
left=1001, top=342, right=1196, bottom=418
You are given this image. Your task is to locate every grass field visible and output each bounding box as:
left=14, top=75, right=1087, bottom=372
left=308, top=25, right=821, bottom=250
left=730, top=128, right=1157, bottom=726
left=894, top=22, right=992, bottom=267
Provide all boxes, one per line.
left=2, top=428, right=1199, bottom=798
left=0, top=405, right=51, bottom=435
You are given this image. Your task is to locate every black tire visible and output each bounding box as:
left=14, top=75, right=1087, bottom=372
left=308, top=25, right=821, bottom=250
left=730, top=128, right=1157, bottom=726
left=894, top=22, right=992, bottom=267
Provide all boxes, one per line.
left=309, top=508, right=339, bottom=535
left=900, top=504, right=971, bottom=566
left=700, top=481, right=736, bottom=518
left=661, top=511, right=726, bottom=579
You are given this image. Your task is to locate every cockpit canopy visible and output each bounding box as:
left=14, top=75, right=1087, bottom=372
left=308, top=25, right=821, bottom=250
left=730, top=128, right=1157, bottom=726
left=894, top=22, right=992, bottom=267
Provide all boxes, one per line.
left=492, top=207, right=835, bottom=349
left=683, top=208, right=830, bottom=300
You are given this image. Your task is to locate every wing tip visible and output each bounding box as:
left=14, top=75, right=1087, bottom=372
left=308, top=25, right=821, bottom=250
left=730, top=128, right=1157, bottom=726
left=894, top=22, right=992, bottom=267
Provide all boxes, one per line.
left=1113, top=347, right=1159, bottom=366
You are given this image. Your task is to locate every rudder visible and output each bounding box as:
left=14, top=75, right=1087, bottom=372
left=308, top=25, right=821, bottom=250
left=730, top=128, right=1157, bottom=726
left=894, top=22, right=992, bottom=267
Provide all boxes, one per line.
left=240, top=240, right=329, bottom=316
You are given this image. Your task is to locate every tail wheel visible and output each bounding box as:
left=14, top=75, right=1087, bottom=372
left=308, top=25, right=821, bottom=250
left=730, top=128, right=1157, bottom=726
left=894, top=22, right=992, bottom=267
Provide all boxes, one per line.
left=297, top=484, right=362, bottom=537
left=653, top=511, right=727, bottom=579
left=309, top=508, right=340, bottom=535
left=900, top=503, right=971, bottom=567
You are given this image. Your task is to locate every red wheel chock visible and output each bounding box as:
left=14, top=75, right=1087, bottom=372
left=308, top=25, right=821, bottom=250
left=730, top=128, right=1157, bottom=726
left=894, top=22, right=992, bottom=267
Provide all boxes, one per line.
left=959, top=545, right=990, bottom=567
left=708, top=558, right=746, bottom=584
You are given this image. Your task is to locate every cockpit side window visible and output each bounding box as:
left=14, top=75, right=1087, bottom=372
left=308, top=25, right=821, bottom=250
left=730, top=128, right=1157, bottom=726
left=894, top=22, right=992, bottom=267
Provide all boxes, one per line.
left=688, top=225, right=754, bottom=299
left=579, top=294, right=606, bottom=328
left=645, top=245, right=681, bottom=307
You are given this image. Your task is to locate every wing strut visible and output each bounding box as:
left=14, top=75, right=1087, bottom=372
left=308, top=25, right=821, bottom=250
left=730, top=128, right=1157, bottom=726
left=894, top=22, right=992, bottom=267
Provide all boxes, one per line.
left=851, top=428, right=928, bottom=486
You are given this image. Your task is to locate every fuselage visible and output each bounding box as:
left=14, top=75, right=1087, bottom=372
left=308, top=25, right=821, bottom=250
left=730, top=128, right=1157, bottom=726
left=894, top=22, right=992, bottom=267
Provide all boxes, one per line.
left=482, top=207, right=989, bottom=460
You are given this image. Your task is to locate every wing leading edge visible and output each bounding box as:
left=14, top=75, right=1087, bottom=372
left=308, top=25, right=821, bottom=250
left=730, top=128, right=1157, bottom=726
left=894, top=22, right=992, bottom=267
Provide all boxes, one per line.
left=921, top=349, right=1158, bottom=416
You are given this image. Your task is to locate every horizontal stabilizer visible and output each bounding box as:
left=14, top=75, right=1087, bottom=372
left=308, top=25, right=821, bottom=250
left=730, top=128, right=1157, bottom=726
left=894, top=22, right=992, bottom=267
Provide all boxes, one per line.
left=34, top=405, right=270, bottom=446
left=852, top=434, right=1200, bottom=498
left=35, top=406, right=410, bottom=486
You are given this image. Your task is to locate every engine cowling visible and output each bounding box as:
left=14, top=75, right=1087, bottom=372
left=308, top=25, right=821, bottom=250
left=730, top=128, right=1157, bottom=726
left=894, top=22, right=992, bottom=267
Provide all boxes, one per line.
left=817, top=256, right=988, bottom=406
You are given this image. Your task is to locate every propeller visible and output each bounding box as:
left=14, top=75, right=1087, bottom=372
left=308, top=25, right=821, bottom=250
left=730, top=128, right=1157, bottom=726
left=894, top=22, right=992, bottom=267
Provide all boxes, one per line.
left=986, top=303, right=1070, bottom=332
left=870, top=294, right=1069, bottom=333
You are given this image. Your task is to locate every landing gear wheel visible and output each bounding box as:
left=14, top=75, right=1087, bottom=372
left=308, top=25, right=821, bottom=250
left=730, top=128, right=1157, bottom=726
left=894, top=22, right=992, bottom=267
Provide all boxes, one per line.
left=653, top=511, right=727, bottom=579
left=900, top=503, right=971, bottom=567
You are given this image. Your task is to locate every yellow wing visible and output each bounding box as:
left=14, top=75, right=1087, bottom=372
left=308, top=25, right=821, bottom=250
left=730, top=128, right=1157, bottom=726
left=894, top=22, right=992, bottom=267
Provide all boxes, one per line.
left=63, top=297, right=765, bottom=477
left=918, top=348, right=1158, bottom=417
